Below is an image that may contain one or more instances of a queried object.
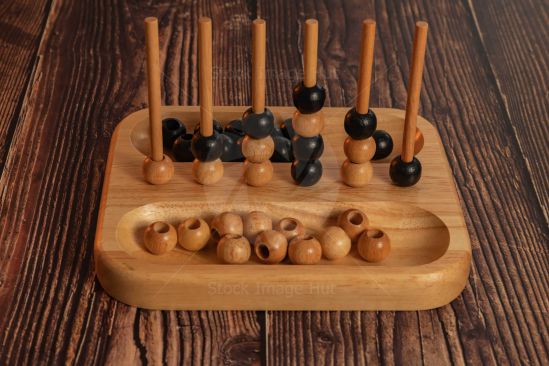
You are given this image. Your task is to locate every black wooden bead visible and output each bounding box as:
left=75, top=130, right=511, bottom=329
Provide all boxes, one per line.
left=372, top=130, right=394, bottom=160
left=292, top=82, right=326, bottom=114
left=242, top=107, right=275, bottom=139
left=172, top=134, right=194, bottom=162
left=271, top=136, right=293, bottom=162
left=389, top=156, right=422, bottom=187
left=344, top=108, right=377, bottom=140
left=221, top=133, right=245, bottom=162
left=162, top=118, right=186, bottom=149
left=292, top=135, right=324, bottom=161
left=224, top=119, right=245, bottom=137
left=191, top=131, right=224, bottom=162
left=193, top=120, right=223, bottom=135
left=271, top=124, right=284, bottom=138
left=291, top=160, right=323, bottom=186
left=281, top=118, right=296, bottom=140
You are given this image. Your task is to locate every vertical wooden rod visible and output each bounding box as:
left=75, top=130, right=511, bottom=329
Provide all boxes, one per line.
left=356, top=19, right=376, bottom=114
left=252, top=18, right=266, bottom=113
left=402, top=21, right=428, bottom=162
left=199, top=17, right=213, bottom=137
left=303, top=19, right=318, bottom=87
left=145, top=17, right=163, bottom=162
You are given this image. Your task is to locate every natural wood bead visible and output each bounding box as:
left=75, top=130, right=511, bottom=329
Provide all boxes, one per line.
left=177, top=218, right=210, bottom=251
left=210, top=212, right=243, bottom=241
left=337, top=208, right=369, bottom=242
left=243, top=211, right=272, bottom=241
left=241, top=135, right=274, bottom=163
left=217, top=234, right=251, bottom=264
left=341, top=159, right=373, bottom=187
left=244, top=160, right=273, bottom=187
left=254, top=230, right=288, bottom=264
left=143, top=221, right=177, bottom=255
left=288, top=235, right=322, bottom=265
left=292, top=110, right=324, bottom=137
left=357, top=229, right=391, bottom=262
left=319, top=226, right=351, bottom=260
left=192, top=158, right=223, bottom=185
left=276, top=217, right=305, bottom=240
left=142, top=155, right=174, bottom=185
left=344, top=136, right=375, bottom=163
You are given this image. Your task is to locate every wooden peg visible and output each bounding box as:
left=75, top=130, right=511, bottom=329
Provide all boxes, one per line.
left=402, top=21, right=428, bottom=162
left=199, top=17, right=213, bottom=137
left=356, top=19, right=376, bottom=114
left=252, top=18, right=266, bottom=113
left=303, top=19, right=318, bottom=87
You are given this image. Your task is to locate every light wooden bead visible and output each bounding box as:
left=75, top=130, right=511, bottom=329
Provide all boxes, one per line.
left=192, top=158, right=223, bottom=185
left=243, top=211, right=272, bottom=241
left=276, top=217, right=305, bottom=240
left=211, top=212, right=243, bottom=241
left=341, top=160, right=373, bottom=187
left=244, top=160, right=273, bottom=187
left=142, top=155, right=174, bottom=185
left=254, top=230, right=288, bottom=264
left=217, top=234, right=251, bottom=264
left=288, top=235, right=322, bottom=265
left=178, top=218, right=210, bottom=251
left=242, top=136, right=274, bottom=163
left=337, top=208, right=369, bottom=242
left=357, top=229, right=391, bottom=262
left=143, top=221, right=177, bottom=255
left=344, top=136, right=375, bottom=163
left=292, top=110, right=324, bottom=137
left=319, top=226, right=351, bottom=260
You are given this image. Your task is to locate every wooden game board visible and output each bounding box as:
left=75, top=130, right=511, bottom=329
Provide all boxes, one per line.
left=94, top=106, right=471, bottom=310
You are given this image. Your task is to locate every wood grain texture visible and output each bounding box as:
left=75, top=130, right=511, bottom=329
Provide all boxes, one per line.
left=0, top=0, right=547, bottom=364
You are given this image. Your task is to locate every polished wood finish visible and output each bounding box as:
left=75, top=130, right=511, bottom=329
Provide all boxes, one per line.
left=217, top=234, right=251, bottom=264
left=357, top=228, right=391, bottom=262
left=337, top=208, right=369, bottom=242
left=344, top=136, right=376, bottom=163
left=276, top=217, right=305, bottom=240
left=254, top=230, right=288, bottom=264
left=292, top=110, right=324, bottom=137
left=210, top=212, right=243, bottom=240
left=341, top=159, right=373, bottom=187
left=356, top=19, right=376, bottom=114
left=241, top=135, right=274, bottom=163
left=402, top=21, right=428, bottom=162
left=144, top=18, right=163, bottom=162
left=319, top=226, right=351, bottom=260
left=198, top=17, right=213, bottom=137
left=243, top=210, right=273, bottom=241
left=251, top=19, right=266, bottom=113
left=142, top=155, right=175, bottom=185
left=243, top=160, right=273, bottom=187
left=303, top=19, right=318, bottom=87
left=177, top=218, right=210, bottom=251
left=143, top=221, right=177, bottom=255
left=191, top=158, right=223, bottom=185
left=288, top=235, right=322, bottom=265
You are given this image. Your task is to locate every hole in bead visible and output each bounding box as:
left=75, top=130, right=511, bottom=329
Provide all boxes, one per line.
left=152, top=222, right=170, bottom=234
left=280, top=218, right=297, bottom=231
left=367, top=230, right=383, bottom=239
left=300, top=235, right=314, bottom=241
left=164, top=119, right=181, bottom=130
left=348, top=211, right=364, bottom=225
left=186, top=219, right=201, bottom=230
left=224, top=234, right=241, bottom=240
left=257, top=244, right=270, bottom=259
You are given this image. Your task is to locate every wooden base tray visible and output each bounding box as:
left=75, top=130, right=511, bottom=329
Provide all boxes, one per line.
left=94, top=106, right=471, bottom=310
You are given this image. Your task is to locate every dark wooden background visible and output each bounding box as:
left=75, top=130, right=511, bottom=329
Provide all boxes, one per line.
left=0, top=0, right=547, bottom=364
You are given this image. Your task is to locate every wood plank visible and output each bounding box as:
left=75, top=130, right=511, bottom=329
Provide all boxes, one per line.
left=0, top=0, right=262, bottom=364
left=469, top=0, right=549, bottom=221
left=262, top=0, right=549, bottom=364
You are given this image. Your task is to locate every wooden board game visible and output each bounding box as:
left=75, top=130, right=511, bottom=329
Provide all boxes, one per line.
left=94, top=106, right=471, bottom=310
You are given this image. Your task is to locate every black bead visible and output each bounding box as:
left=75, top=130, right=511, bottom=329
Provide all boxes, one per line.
left=224, top=119, right=245, bottom=137
left=271, top=136, right=293, bottom=162
left=389, top=156, right=422, bottom=187
left=242, top=107, right=275, bottom=139
left=344, top=108, right=377, bottom=140
left=271, top=124, right=284, bottom=138
left=292, top=82, right=326, bottom=114
left=372, top=130, right=394, bottom=160
left=280, top=118, right=296, bottom=140
left=172, top=134, right=194, bottom=162
left=292, top=135, right=324, bottom=161
left=291, top=160, right=323, bottom=186
left=220, top=134, right=245, bottom=162
left=162, top=118, right=186, bottom=149
left=193, top=120, right=223, bottom=135
left=191, top=131, right=224, bottom=162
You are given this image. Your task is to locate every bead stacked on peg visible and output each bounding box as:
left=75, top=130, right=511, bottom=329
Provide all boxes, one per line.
left=241, top=19, right=274, bottom=186
left=291, top=19, right=326, bottom=186
left=191, top=17, right=224, bottom=185
left=390, top=21, right=428, bottom=187
left=341, top=20, right=377, bottom=187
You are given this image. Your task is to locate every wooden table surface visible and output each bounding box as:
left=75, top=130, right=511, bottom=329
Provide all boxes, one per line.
left=0, top=0, right=547, bottom=365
